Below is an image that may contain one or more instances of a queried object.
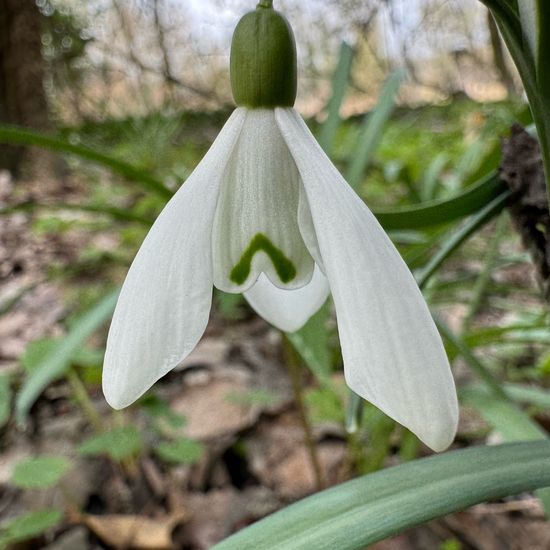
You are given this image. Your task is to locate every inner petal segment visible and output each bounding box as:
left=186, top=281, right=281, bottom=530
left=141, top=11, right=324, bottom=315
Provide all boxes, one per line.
left=212, top=109, right=314, bottom=293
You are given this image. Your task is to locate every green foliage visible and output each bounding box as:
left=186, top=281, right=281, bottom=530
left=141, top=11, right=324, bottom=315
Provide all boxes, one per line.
left=213, top=442, right=550, bottom=550
left=0, top=125, right=172, bottom=198
left=15, top=289, right=119, bottom=425
left=305, top=387, right=345, bottom=425
left=346, top=70, right=404, bottom=190
left=78, top=426, right=142, bottom=461
left=20, top=338, right=102, bottom=374
left=440, top=539, right=462, bottom=550
left=0, top=510, right=62, bottom=549
left=141, top=395, right=187, bottom=432
left=375, top=173, right=506, bottom=230
left=319, top=42, right=354, bottom=153
left=287, top=303, right=333, bottom=386
left=11, top=456, right=71, bottom=489
left=155, top=437, right=205, bottom=465
left=214, top=290, right=246, bottom=320
left=416, top=190, right=511, bottom=289
left=376, top=100, right=525, bottom=188
left=461, top=386, right=546, bottom=441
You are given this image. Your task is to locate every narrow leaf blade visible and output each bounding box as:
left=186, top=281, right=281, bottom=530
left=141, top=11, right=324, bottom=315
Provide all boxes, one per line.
left=213, top=442, right=550, bottom=550
left=15, top=289, right=119, bottom=424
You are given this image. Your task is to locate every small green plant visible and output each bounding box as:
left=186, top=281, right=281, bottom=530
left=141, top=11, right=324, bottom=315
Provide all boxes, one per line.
left=155, top=437, right=205, bottom=465
left=78, top=425, right=142, bottom=461
left=11, top=456, right=71, bottom=489
left=0, top=510, right=62, bottom=549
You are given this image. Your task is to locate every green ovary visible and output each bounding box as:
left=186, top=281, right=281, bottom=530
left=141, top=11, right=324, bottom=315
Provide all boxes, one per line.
left=230, top=233, right=297, bottom=285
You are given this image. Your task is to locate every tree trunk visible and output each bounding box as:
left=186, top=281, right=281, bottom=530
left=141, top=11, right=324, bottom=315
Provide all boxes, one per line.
left=0, top=0, right=50, bottom=175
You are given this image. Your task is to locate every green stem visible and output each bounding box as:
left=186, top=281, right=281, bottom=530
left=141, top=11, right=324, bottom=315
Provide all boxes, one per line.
left=65, top=368, right=103, bottom=432
left=257, top=0, right=273, bottom=8
left=345, top=389, right=364, bottom=434
left=283, top=337, right=325, bottom=491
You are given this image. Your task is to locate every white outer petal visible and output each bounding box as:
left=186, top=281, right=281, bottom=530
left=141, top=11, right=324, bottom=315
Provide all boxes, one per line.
left=244, top=264, right=330, bottom=333
left=276, top=108, right=458, bottom=452
left=518, top=0, right=538, bottom=62
left=102, top=109, right=246, bottom=409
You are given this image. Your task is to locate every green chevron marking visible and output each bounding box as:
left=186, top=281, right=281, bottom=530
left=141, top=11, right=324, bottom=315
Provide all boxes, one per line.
left=230, top=233, right=296, bottom=285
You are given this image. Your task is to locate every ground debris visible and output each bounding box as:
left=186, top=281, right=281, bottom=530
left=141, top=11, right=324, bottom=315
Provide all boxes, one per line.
left=76, top=510, right=188, bottom=550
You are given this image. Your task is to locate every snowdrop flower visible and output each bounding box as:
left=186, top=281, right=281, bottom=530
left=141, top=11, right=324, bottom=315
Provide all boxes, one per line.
left=103, top=1, right=458, bottom=452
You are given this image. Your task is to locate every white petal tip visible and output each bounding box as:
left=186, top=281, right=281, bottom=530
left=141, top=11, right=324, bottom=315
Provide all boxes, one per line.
left=102, top=381, right=137, bottom=410
left=417, top=413, right=459, bottom=453
left=101, top=358, right=158, bottom=411
left=345, top=367, right=459, bottom=454
left=244, top=267, right=330, bottom=333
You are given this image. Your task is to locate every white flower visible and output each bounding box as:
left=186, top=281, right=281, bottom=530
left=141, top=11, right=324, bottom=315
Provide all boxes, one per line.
left=102, top=106, right=458, bottom=452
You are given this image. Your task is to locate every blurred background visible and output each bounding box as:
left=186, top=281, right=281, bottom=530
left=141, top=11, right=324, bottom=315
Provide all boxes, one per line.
left=1, top=0, right=550, bottom=549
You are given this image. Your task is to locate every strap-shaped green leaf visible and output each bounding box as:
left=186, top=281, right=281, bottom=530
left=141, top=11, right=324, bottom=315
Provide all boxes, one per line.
left=213, top=441, right=550, bottom=550
left=374, top=173, right=506, bottom=230
left=319, top=42, right=354, bottom=154
left=0, top=124, right=172, bottom=198
left=346, top=70, right=404, bottom=190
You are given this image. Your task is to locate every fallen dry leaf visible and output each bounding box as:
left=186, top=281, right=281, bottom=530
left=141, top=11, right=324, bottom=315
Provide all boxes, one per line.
left=172, top=372, right=257, bottom=440
left=79, top=511, right=188, bottom=550
left=246, top=412, right=346, bottom=499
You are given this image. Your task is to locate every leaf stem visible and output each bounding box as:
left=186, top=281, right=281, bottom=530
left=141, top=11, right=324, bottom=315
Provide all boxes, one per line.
left=283, top=336, right=325, bottom=491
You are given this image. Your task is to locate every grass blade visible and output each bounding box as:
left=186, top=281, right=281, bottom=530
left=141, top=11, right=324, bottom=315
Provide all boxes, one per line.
left=0, top=124, right=172, bottom=199
left=319, top=42, right=354, bottom=154
left=0, top=200, right=153, bottom=226
left=375, top=173, right=506, bottom=230
left=15, top=289, right=119, bottom=425
left=416, top=190, right=511, bottom=289
left=346, top=69, right=404, bottom=190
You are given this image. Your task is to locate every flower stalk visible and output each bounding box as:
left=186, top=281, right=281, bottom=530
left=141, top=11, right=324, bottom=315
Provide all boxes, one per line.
left=284, top=337, right=325, bottom=490
left=66, top=367, right=103, bottom=432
